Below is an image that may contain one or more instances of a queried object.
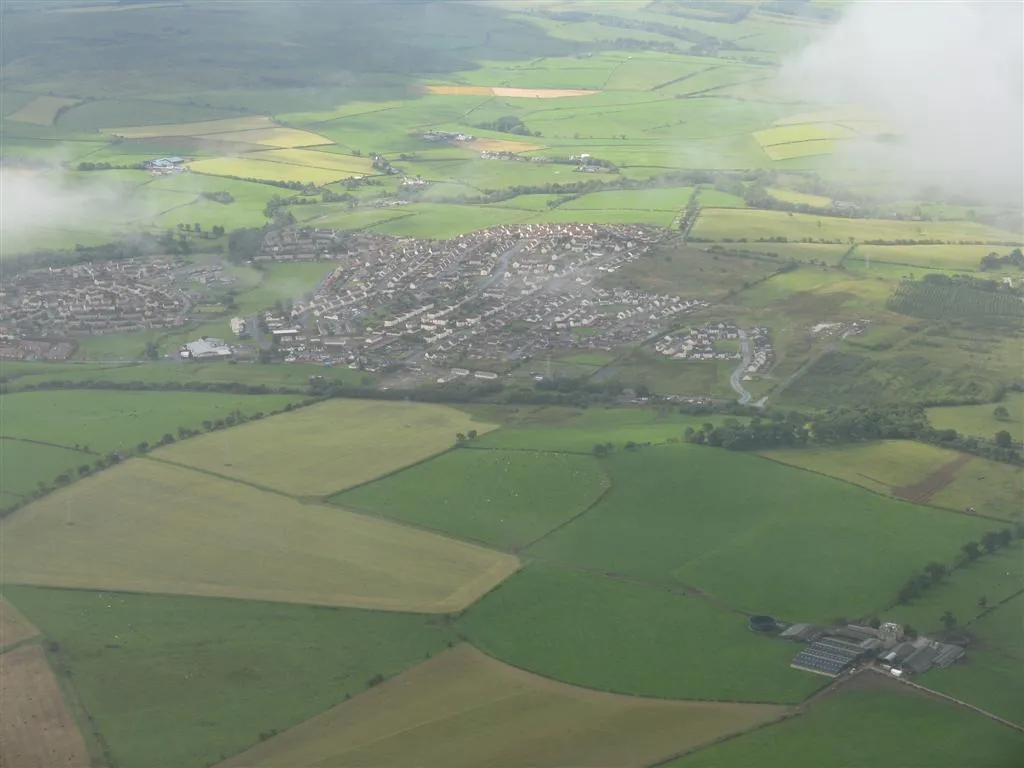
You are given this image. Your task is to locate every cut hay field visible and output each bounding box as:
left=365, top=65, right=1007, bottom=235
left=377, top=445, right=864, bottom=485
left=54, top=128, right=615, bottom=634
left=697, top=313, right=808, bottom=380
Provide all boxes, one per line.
left=188, top=155, right=357, bottom=185
left=760, top=138, right=841, bottom=161
left=333, top=449, right=610, bottom=550
left=217, top=644, right=787, bottom=768
left=760, top=441, right=1022, bottom=520
left=928, top=393, right=1024, bottom=443
left=1, top=390, right=299, bottom=454
left=0, top=596, right=39, bottom=649
left=155, top=398, right=494, bottom=496
left=5, top=587, right=455, bottom=768
left=3, top=459, right=518, bottom=612
left=420, top=84, right=599, bottom=98
left=754, top=122, right=856, bottom=147
left=0, top=440, right=90, bottom=509
left=0, top=644, right=90, bottom=768
left=691, top=208, right=1021, bottom=245
left=526, top=445, right=991, bottom=620
left=205, top=127, right=332, bottom=148
left=105, top=115, right=275, bottom=139
left=668, top=688, right=1024, bottom=768
left=7, top=95, right=80, bottom=126
left=458, top=563, right=822, bottom=703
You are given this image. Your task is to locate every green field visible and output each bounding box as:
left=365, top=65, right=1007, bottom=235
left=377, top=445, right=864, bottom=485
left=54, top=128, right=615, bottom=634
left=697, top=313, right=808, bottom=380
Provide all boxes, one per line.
left=669, top=689, right=1024, bottom=768
left=458, top=563, right=822, bottom=704
left=4, top=459, right=518, bottom=612
left=527, top=445, right=991, bottom=620
left=0, top=390, right=299, bottom=454
left=0, top=440, right=90, bottom=508
left=4, top=586, right=454, bottom=768
left=928, top=393, right=1024, bottom=443
left=154, top=398, right=495, bottom=496
left=333, top=449, right=610, bottom=550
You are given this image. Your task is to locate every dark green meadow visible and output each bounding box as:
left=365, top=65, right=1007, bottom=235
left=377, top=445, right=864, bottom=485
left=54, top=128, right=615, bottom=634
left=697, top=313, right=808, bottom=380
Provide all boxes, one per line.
left=332, top=448, right=610, bottom=550
left=5, top=586, right=454, bottom=768
left=458, top=562, right=822, bottom=704
left=526, top=444, right=991, bottom=621
left=668, top=689, right=1024, bottom=768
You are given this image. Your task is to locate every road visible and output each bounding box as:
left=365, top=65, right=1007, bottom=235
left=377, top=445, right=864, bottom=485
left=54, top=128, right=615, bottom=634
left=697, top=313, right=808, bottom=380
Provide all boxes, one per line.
left=729, top=329, right=753, bottom=405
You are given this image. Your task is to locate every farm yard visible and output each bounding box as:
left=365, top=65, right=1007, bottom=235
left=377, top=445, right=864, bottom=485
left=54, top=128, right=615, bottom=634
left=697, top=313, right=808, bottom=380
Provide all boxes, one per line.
left=154, top=399, right=495, bottom=496
left=217, top=644, right=787, bottom=768
left=3, top=459, right=519, bottom=612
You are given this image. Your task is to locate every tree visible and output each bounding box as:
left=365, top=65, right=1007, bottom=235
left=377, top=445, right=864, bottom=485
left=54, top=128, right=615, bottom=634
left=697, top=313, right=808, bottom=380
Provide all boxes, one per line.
left=144, top=341, right=160, bottom=360
left=77, top=465, right=91, bottom=478
left=924, top=561, right=948, bottom=584
left=961, top=541, right=982, bottom=561
left=993, top=405, right=1010, bottom=421
left=978, top=595, right=988, bottom=610
left=593, top=443, right=608, bottom=457
left=994, top=430, right=1013, bottom=448
left=202, top=420, right=214, bottom=432
left=940, top=611, right=958, bottom=630
left=55, top=473, right=72, bottom=486
left=467, top=429, right=478, bottom=440
left=177, top=426, right=190, bottom=440
left=982, top=531, right=1001, bottom=553
left=455, top=432, right=466, bottom=444
left=136, top=441, right=149, bottom=454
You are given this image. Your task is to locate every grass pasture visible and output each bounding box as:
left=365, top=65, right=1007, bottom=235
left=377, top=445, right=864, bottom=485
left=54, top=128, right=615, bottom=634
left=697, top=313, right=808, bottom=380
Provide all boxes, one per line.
left=188, top=156, right=349, bottom=185
left=5, top=587, right=454, bottom=768
left=155, top=398, right=494, bottom=496
left=0, top=440, right=90, bottom=509
left=7, top=95, right=80, bottom=126
left=0, top=596, right=40, bottom=650
left=217, top=644, right=787, bottom=768
left=0, top=644, right=90, bottom=768
left=853, top=243, right=1018, bottom=272
left=928, top=393, right=1024, bottom=443
left=333, top=449, right=610, bottom=550
left=670, top=688, right=1024, bottom=768
left=927, top=648, right=1024, bottom=729
left=1, top=390, right=299, bottom=455
left=3, top=459, right=518, bottom=612
left=205, top=127, right=332, bottom=148
left=691, top=208, right=1021, bottom=245
left=458, top=563, right=822, bottom=703
left=526, top=445, right=991, bottom=620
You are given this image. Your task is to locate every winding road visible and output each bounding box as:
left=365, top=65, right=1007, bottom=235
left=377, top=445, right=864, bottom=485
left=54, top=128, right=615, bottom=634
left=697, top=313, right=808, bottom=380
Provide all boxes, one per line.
left=729, top=329, right=753, bottom=405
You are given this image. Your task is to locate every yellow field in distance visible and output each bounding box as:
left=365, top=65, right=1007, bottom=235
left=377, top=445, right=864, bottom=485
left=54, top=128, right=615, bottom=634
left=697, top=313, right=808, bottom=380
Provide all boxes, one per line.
left=766, top=187, right=833, bottom=207
left=754, top=123, right=856, bottom=147
left=0, top=645, right=90, bottom=768
left=155, top=399, right=495, bottom=496
left=217, top=644, right=787, bottom=768
left=0, top=597, right=39, bottom=649
left=247, top=147, right=374, bottom=174
left=207, top=126, right=333, bottom=148
left=7, top=95, right=80, bottom=126
left=187, top=156, right=346, bottom=184
left=105, top=115, right=274, bottom=139
left=2, top=460, right=519, bottom=612
left=421, top=84, right=599, bottom=98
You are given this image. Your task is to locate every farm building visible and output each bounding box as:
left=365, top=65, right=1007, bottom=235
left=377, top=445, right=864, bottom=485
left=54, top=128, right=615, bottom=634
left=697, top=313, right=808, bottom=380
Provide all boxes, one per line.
left=180, top=337, right=232, bottom=360
left=790, top=636, right=866, bottom=678
left=778, top=622, right=821, bottom=642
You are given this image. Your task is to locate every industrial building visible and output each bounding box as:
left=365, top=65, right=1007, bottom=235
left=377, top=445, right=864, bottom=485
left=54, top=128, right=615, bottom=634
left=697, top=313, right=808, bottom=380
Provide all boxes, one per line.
left=180, top=337, right=232, bottom=360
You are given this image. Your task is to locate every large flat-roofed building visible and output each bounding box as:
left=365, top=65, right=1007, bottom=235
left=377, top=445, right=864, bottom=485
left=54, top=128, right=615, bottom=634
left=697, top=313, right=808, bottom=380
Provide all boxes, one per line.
left=791, top=636, right=865, bottom=678
left=181, top=337, right=232, bottom=360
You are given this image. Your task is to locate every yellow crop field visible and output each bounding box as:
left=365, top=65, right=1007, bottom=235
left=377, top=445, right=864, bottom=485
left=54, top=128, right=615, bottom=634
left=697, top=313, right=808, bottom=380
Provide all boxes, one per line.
left=766, top=187, right=833, bottom=207
left=216, top=644, right=786, bottom=768
left=105, top=115, right=274, bottom=139
left=7, top=96, right=80, bottom=126
left=761, top=138, right=841, bottom=161
left=420, top=85, right=598, bottom=98
left=2, top=460, right=519, bottom=612
left=0, top=645, right=90, bottom=768
left=206, top=127, right=333, bottom=148
left=773, top=106, right=881, bottom=126
left=0, top=597, right=40, bottom=649
left=155, top=399, right=495, bottom=496
left=187, top=156, right=345, bottom=184
left=755, top=123, right=856, bottom=147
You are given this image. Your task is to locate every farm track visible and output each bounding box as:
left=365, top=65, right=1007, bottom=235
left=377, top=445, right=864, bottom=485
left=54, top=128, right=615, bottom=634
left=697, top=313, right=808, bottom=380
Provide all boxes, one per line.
left=892, top=453, right=973, bottom=503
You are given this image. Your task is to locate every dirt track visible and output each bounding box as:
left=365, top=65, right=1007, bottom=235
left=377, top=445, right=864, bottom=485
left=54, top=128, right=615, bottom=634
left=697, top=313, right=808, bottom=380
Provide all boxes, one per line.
left=892, top=453, right=972, bottom=503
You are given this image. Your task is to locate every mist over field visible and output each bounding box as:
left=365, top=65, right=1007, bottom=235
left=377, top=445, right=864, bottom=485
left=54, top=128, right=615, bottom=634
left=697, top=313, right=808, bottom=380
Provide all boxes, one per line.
left=0, top=167, right=148, bottom=254
left=781, top=0, right=1024, bottom=203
